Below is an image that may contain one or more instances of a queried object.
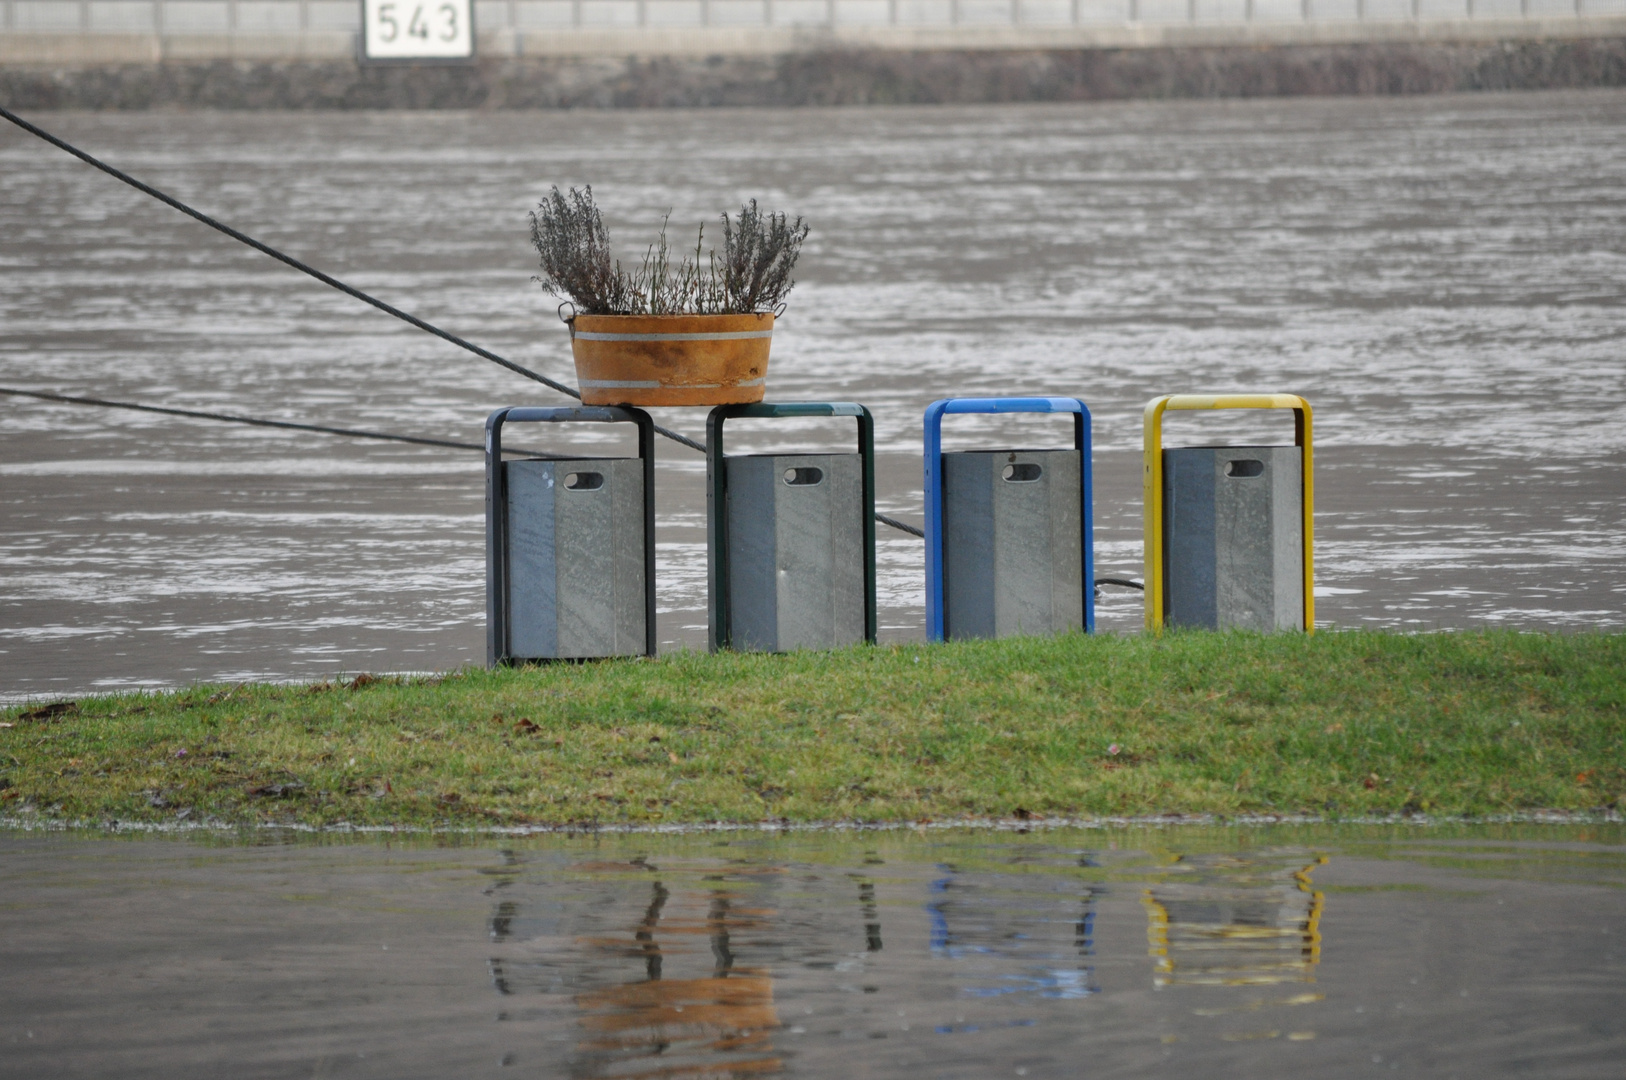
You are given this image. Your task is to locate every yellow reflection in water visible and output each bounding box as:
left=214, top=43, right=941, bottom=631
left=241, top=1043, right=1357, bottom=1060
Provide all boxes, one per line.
left=1142, top=852, right=1327, bottom=988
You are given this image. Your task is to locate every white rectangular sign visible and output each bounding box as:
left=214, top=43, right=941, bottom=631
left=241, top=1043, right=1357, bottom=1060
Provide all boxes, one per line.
left=361, top=0, right=473, bottom=60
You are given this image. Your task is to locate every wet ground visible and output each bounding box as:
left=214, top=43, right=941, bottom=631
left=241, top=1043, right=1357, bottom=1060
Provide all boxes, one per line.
left=2, top=91, right=1625, bottom=694
left=1, top=823, right=1622, bottom=1078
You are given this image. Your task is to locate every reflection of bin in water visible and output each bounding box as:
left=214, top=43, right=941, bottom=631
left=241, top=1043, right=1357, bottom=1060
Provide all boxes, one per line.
left=927, top=867, right=1100, bottom=1000
left=570, top=884, right=781, bottom=1079
left=707, top=402, right=877, bottom=653
left=1141, top=852, right=1327, bottom=988
left=575, top=974, right=778, bottom=1077
left=1143, top=394, right=1315, bottom=633
left=923, top=397, right=1094, bottom=643
left=485, top=406, right=656, bottom=665
left=479, top=871, right=782, bottom=1078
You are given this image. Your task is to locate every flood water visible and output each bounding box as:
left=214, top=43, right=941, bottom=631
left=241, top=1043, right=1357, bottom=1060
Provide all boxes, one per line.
left=2, top=91, right=1625, bottom=694
left=1, top=823, right=1622, bottom=1077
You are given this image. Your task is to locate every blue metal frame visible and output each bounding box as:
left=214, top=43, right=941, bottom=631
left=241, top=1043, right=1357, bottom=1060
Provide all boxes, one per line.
left=486, top=405, right=657, bottom=666
left=923, top=397, right=1094, bottom=643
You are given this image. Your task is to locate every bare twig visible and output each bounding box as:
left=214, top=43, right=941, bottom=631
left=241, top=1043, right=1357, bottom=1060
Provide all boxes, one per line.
left=530, top=188, right=807, bottom=316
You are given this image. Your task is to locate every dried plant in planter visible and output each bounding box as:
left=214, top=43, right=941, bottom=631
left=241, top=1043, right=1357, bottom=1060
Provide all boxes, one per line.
left=527, top=186, right=627, bottom=315
left=529, top=186, right=809, bottom=317
left=529, top=186, right=809, bottom=406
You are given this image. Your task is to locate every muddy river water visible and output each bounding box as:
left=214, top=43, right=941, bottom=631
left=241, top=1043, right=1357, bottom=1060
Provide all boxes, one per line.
left=1, top=823, right=1623, bottom=1078
left=2, top=91, right=1625, bottom=693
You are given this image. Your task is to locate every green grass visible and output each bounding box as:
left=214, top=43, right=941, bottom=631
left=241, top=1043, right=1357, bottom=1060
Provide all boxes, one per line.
left=2, top=629, right=1623, bottom=829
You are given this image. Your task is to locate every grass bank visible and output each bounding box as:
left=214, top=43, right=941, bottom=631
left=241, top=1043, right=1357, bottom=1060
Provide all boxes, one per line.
left=2, top=630, right=1623, bottom=829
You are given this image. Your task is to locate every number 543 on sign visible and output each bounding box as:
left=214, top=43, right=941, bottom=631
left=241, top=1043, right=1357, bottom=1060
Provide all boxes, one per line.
left=362, top=0, right=473, bottom=59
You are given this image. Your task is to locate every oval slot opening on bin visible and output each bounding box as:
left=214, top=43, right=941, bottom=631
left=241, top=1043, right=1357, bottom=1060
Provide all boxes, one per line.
left=1001, top=463, right=1043, bottom=483
left=563, top=471, right=604, bottom=491
left=1225, top=459, right=1264, bottom=478
left=783, top=467, right=824, bottom=487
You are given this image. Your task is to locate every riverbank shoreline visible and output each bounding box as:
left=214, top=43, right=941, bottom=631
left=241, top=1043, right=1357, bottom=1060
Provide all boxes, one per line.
left=3, top=808, right=1621, bottom=838
left=3, top=629, right=1622, bottom=829
left=4, top=37, right=1624, bottom=109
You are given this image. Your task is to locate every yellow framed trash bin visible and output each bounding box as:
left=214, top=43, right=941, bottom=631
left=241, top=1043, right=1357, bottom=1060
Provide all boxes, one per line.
left=1143, top=394, right=1314, bottom=633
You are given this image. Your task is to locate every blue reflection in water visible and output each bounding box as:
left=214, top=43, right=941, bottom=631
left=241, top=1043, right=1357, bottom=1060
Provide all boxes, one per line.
left=928, top=864, right=1101, bottom=1001
left=935, top=1019, right=1040, bottom=1035
left=928, top=873, right=955, bottom=957
left=962, top=969, right=1097, bottom=1000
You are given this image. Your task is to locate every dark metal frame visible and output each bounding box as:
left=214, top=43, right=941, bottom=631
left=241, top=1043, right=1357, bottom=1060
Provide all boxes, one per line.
left=705, top=402, right=878, bottom=653
left=486, top=405, right=656, bottom=666
left=923, top=396, right=1095, bottom=643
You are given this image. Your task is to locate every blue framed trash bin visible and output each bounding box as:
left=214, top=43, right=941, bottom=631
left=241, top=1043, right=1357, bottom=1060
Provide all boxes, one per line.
left=924, top=397, right=1094, bottom=643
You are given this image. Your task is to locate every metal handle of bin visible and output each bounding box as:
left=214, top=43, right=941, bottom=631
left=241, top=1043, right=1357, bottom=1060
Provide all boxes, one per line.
left=923, top=397, right=1095, bottom=643
left=486, top=405, right=658, bottom=664
left=1142, top=394, right=1314, bottom=634
left=706, top=402, right=878, bottom=652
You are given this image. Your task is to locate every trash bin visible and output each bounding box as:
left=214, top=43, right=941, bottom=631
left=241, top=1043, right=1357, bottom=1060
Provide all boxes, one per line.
left=1143, top=395, right=1314, bottom=633
left=486, top=406, right=656, bottom=665
left=924, top=397, right=1094, bottom=643
left=706, top=402, right=877, bottom=652
left=1163, top=446, right=1303, bottom=632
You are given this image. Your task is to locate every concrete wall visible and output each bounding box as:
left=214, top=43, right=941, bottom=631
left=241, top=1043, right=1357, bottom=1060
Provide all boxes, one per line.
left=4, top=0, right=1625, bottom=63
left=4, top=0, right=1625, bottom=105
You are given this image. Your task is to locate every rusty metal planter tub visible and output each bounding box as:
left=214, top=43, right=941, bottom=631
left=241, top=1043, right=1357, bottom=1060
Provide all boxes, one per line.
left=568, top=312, right=774, bottom=407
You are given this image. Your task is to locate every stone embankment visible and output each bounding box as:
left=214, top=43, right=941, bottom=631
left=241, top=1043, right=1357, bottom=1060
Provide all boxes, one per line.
left=0, top=36, right=1620, bottom=107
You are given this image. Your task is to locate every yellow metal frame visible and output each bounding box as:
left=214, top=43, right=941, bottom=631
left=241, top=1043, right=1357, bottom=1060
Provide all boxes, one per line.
left=1143, top=394, right=1314, bottom=633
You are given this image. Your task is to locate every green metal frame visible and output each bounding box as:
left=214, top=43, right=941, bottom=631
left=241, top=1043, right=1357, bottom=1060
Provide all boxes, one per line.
left=706, top=402, right=878, bottom=652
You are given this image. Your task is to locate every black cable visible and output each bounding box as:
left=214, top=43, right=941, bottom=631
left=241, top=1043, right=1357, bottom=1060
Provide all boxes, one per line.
left=0, top=104, right=939, bottom=527
left=0, top=387, right=559, bottom=457
left=1095, top=577, right=1145, bottom=590
left=6, top=388, right=936, bottom=531
left=653, top=420, right=705, bottom=454
left=0, top=106, right=573, bottom=397
left=2, top=389, right=1081, bottom=552
left=876, top=512, right=924, bottom=538
left=0, top=103, right=710, bottom=458
left=1, top=386, right=483, bottom=449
